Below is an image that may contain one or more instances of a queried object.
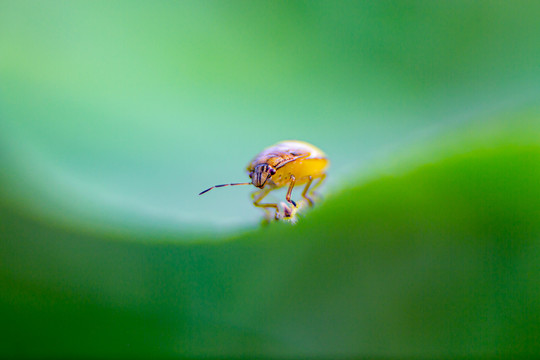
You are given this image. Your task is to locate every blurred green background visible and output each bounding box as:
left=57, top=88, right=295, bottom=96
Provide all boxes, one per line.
left=1, top=1, right=539, bottom=358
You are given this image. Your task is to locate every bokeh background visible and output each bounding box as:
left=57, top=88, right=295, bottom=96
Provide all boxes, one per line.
left=1, top=1, right=539, bottom=358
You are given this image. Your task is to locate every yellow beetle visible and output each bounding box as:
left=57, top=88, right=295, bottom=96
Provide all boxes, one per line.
left=199, top=140, right=329, bottom=220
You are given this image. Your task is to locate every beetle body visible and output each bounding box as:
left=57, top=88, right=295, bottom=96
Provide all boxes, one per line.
left=247, top=140, right=328, bottom=188
left=200, top=140, right=329, bottom=221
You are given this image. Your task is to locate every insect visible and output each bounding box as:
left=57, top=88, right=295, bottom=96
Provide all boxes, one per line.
left=199, top=140, right=329, bottom=220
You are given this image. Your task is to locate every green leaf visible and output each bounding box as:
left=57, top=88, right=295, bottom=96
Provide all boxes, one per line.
left=2, top=143, right=539, bottom=358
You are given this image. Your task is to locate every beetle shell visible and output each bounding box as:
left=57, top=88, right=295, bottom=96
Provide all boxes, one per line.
left=246, top=140, right=329, bottom=188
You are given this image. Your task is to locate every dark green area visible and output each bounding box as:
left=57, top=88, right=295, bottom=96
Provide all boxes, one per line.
left=2, top=145, right=539, bottom=358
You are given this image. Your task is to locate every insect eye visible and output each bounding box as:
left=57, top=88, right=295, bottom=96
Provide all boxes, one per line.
left=249, top=172, right=253, bottom=179
left=269, top=168, right=276, bottom=175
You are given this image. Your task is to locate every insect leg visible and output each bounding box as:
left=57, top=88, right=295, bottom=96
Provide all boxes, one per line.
left=252, top=188, right=279, bottom=219
left=301, top=176, right=315, bottom=206
left=285, top=175, right=297, bottom=207
left=308, top=173, right=326, bottom=202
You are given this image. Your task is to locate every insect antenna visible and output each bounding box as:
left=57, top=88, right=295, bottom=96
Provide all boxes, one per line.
left=199, top=182, right=251, bottom=195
